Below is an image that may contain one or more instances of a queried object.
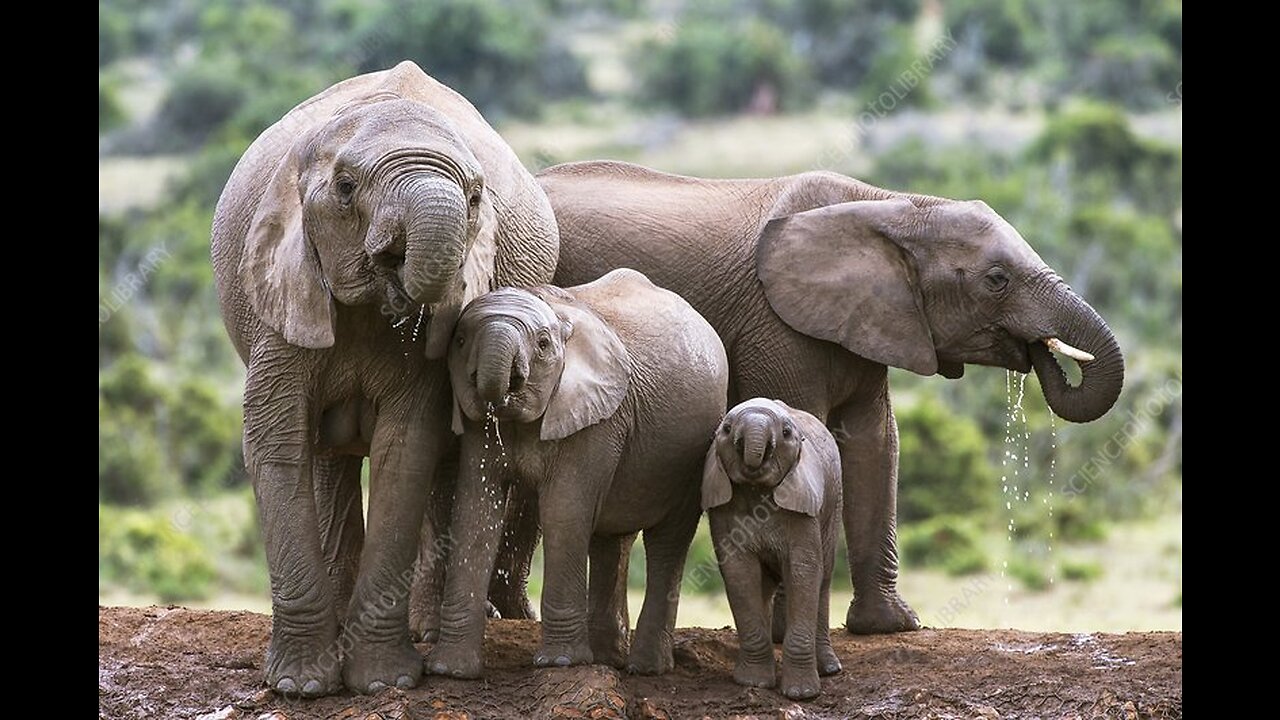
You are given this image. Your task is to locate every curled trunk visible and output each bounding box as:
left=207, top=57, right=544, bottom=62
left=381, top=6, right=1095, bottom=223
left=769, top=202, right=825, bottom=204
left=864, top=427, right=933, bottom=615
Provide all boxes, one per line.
left=1031, top=286, right=1125, bottom=423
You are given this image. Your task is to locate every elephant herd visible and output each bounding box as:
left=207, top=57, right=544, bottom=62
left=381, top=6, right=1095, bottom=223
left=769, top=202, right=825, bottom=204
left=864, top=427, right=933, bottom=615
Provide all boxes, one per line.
left=211, top=62, right=1124, bottom=700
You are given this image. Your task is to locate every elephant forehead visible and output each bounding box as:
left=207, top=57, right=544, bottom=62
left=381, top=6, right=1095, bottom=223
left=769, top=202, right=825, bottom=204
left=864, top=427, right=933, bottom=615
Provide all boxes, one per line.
left=728, top=398, right=788, bottom=422
left=463, top=289, right=557, bottom=329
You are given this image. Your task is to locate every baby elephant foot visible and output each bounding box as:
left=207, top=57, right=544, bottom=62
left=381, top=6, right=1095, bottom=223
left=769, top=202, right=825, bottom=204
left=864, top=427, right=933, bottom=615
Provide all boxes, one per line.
left=425, top=640, right=485, bottom=679
left=264, top=630, right=342, bottom=698
left=533, top=641, right=593, bottom=668
left=733, top=657, right=776, bottom=688
left=817, top=645, right=843, bottom=676
left=342, top=637, right=423, bottom=694
left=780, top=665, right=821, bottom=701
left=846, top=592, right=921, bottom=635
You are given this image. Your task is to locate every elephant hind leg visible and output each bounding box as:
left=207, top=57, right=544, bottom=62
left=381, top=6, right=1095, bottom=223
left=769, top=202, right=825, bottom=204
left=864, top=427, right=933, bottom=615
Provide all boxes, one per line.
left=588, top=532, right=635, bottom=668
left=488, top=483, right=541, bottom=620
left=315, top=454, right=365, bottom=623
left=410, top=445, right=458, bottom=642
left=628, top=503, right=700, bottom=675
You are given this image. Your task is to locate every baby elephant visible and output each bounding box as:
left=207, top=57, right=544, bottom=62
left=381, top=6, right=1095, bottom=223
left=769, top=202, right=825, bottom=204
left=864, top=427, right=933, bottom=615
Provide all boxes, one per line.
left=703, top=398, right=843, bottom=700
left=427, top=268, right=728, bottom=678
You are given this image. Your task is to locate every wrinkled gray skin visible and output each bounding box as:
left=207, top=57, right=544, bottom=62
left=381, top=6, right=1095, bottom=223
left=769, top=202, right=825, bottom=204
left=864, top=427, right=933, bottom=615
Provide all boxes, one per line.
left=425, top=269, right=729, bottom=678
left=542, top=161, right=1124, bottom=634
left=211, top=62, right=558, bottom=696
left=704, top=399, right=843, bottom=701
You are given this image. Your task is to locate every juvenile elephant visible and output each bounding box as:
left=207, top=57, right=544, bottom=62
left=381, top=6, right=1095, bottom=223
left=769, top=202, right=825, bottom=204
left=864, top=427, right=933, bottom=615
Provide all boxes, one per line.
left=703, top=399, right=842, bottom=701
left=211, top=62, right=558, bottom=695
left=541, top=160, right=1125, bottom=634
left=426, top=269, right=729, bottom=677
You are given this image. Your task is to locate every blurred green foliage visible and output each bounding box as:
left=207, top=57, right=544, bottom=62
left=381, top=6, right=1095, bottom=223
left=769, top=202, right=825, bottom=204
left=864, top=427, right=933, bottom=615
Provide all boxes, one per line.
left=99, top=0, right=1180, bottom=602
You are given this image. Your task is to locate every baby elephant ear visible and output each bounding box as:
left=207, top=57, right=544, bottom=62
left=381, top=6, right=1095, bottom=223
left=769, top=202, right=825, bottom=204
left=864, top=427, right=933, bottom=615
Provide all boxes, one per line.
left=702, top=447, right=733, bottom=510
left=537, top=293, right=632, bottom=441
left=772, top=439, right=825, bottom=517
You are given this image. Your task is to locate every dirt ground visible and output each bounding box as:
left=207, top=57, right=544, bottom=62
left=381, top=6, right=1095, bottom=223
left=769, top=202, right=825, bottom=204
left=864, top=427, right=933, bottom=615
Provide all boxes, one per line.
left=98, top=606, right=1180, bottom=719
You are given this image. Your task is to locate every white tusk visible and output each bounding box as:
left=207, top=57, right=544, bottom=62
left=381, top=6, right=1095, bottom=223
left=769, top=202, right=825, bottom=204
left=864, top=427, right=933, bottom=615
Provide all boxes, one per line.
left=1045, top=337, right=1095, bottom=363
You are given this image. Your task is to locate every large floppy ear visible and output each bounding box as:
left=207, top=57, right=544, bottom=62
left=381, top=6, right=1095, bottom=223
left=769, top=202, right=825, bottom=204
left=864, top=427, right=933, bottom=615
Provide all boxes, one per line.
left=424, top=185, right=498, bottom=359
left=772, top=437, right=825, bottom=517
left=239, top=145, right=335, bottom=349
left=757, top=198, right=936, bottom=376
left=701, top=446, right=733, bottom=510
left=537, top=294, right=631, bottom=441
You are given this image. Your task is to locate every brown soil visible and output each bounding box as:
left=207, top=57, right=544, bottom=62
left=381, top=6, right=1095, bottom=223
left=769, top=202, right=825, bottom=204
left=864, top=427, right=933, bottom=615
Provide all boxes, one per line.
left=98, top=606, right=1180, bottom=719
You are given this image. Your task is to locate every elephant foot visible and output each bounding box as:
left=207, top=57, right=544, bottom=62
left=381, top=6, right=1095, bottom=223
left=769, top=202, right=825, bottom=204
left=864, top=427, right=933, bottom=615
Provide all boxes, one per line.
left=626, top=636, right=673, bottom=675
left=590, top=632, right=629, bottom=669
left=533, top=640, right=593, bottom=668
left=342, top=637, right=423, bottom=694
left=846, top=592, right=921, bottom=635
left=817, top=644, right=842, bottom=676
left=489, top=591, right=537, bottom=620
left=425, top=639, right=485, bottom=679
left=733, top=656, right=776, bottom=688
left=780, top=664, right=821, bottom=701
left=264, top=629, right=342, bottom=698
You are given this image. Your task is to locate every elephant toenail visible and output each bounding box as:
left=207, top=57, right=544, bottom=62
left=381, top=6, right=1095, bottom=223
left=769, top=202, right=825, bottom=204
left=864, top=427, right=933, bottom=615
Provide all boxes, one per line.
left=368, top=680, right=387, bottom=693
left=275, top=677, right=297, bottom=694
left=396, top=674, right=413, bottom=689
left=554, top=655, right=571, bottom=667
left=302, top=679, right=322, bottom=695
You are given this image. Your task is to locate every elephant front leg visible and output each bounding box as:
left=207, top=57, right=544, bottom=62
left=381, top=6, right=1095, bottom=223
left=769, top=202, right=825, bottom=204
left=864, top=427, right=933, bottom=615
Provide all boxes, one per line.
left=711, top=513, right=775, bottom=689
left=314, top=454, right=365, bottom=623
left=779, top=530, right=823, bottom=701
left=341, top=409, right=440, bottom=693
left=426, top=432, right=510, bottom=679
left=831, top=389, right=920, bottom=634
left=410, top=446, right=458, bottom=642
left=533, top=479, right=596, bottom=668
left=588, top=533, right=634, bottom=668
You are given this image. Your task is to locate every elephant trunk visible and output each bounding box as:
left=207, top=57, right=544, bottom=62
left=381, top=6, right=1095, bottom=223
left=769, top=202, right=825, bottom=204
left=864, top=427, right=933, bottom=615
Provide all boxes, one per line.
left=737, top=412, right=774, bottom=469
left=1030, top=283, right=1125, bottom=423
left=368, top=175, right=469, bottom=307
left=476, top=322, right=526, bottom=406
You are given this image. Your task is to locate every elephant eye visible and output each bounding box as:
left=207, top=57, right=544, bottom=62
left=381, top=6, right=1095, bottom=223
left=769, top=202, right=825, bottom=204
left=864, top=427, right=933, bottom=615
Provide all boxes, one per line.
left=456, top=335, right=465, bottom=348
left=983, top=269, right=1010, bottom=293
left=721, top=424, right=732, bottom=435
left=537, top=336, right=552, bottom=353
left=782, top=426, right=793, bottom=439
left=469, top=186, right=482, bottom=210
left=335, top=176, right=357, bottom=201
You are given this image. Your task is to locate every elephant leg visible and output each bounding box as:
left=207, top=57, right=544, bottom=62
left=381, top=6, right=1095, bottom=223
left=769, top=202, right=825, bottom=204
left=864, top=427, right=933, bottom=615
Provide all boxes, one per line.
left=832, top=387, right=920, bottom=634
left=488, top=482, right=540, bottom=620
left=314, top=453, right=364, bottom=624
left=770, top=586, right=787, bottom=644
left=410, top=445, right=458, bottom=642
left=629, top=503, right=699, bottom=675
left=816, top=561, right=841, bottom=677
left=588, top=532, right=634, bottom=668
left=426, top=432, right=509, bottom=679
left=341, top=398, right=440, bottom=694
left=779, top=520, right=822, bottom=701
left=716, top=542, right=775, bottom=689
left=533, top=476, right=597, bottom=668
left=243, top=348, right=339, bottom=698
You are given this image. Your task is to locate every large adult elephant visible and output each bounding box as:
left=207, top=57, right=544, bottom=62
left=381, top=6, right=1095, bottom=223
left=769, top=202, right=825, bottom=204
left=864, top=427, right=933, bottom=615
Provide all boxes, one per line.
left=540, top=160, right=1123, bottom=634
left=212, top=62, right=558, bottom=696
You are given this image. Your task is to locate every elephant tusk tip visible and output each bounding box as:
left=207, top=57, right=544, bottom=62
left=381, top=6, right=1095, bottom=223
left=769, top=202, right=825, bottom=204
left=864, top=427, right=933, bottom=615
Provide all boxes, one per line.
left=1045, top=337, right=1095, bottom=363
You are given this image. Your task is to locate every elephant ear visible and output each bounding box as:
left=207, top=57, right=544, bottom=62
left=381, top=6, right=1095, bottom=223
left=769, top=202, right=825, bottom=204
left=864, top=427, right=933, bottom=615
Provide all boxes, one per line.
left=701, top=447, right=733, bottom=510
left=757, top=198, right=937, bottom=376
left=772, top=437, right=825, bottom=517
left=424, top=185, right=498, bottom=359
left=537, top=292, right=631, bottom=441
left=240, top=144, right=335, bottom=349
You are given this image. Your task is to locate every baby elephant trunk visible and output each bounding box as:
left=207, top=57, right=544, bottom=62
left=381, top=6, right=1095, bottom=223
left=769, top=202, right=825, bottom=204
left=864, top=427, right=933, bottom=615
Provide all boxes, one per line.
left=476, top=322, right=528, bottom=406
left=737, top=412, right=775, bottom=469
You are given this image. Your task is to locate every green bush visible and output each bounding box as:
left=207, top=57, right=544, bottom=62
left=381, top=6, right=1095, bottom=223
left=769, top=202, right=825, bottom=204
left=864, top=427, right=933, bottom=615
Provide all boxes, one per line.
left=99, top=505, right=216, bottom=602
left=156, top=61, right=249, bottom=150
left=900, top=515, right=989, bottom=576
left=1060, top=559, right=1103, bottom=582
left=636, top=18, right=812, bottom=117
left=896, top=396, right=994, bottom=523
left=99, top=76, right=126, bottom=132
left=345, top=0, right=585, bottom=118
left=944, top=0, right=1039, bottom=68
left=1007, top=555, right=1050, bottom=592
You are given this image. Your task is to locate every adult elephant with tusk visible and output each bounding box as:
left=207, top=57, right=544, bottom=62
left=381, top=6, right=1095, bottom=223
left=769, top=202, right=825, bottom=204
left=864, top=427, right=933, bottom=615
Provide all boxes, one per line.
left=212, top=62, right=558, bottom=696
left=540, top=160, right=1124, bottom=635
